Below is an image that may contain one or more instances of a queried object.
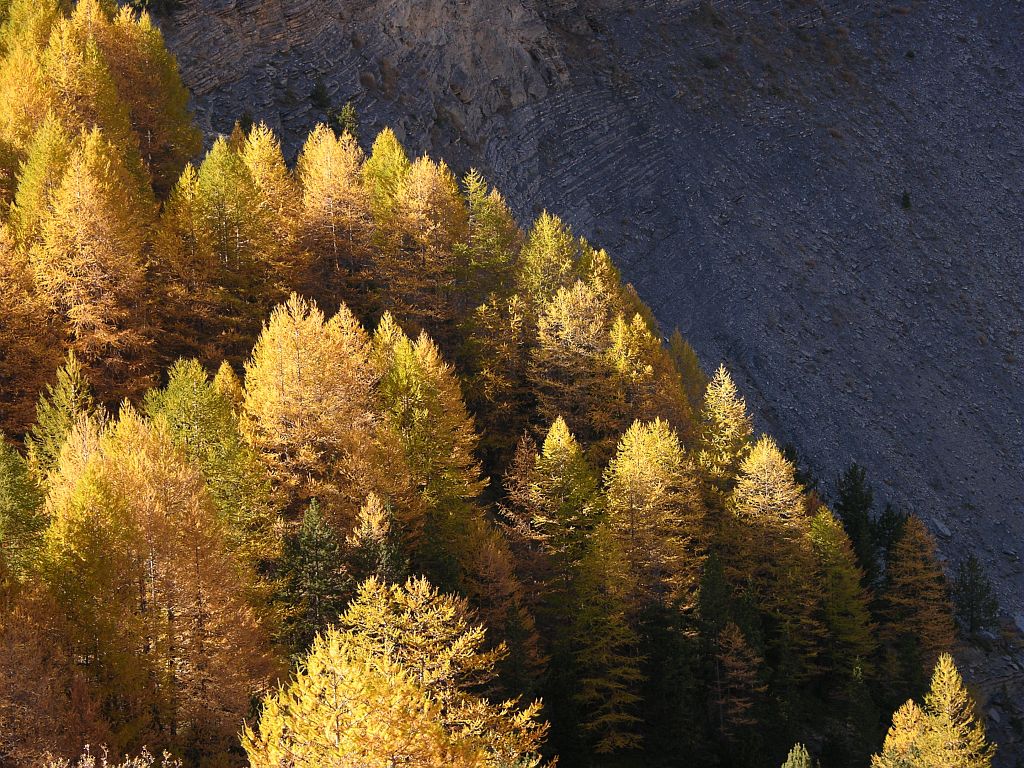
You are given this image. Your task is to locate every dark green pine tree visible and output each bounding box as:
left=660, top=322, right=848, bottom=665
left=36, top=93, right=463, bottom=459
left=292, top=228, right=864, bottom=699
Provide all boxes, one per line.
left=835, top=463, right=879, bottom=586
left=953, top=554, right=999, bottom=635
left=24, top=352, right=97, bottom=483
left=873, top=502, right=908, bottom=571
left=280, top=498, right=351, bottom=655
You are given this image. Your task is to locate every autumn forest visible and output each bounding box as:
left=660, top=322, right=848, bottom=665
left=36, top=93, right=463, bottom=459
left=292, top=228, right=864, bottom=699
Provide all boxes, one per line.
left=0, top=1, right=1000, bottom=767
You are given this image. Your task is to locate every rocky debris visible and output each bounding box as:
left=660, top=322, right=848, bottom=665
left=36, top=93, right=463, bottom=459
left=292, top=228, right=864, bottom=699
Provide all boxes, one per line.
left=161, top=2, right=1024, bottom=756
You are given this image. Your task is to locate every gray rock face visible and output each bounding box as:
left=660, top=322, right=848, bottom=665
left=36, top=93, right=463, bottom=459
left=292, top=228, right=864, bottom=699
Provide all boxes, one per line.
left=161, top=0, right=1024, bottom=616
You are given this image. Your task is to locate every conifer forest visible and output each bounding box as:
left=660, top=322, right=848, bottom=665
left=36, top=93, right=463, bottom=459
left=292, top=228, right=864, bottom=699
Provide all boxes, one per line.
left=0, top=2, right=1010, bottom=767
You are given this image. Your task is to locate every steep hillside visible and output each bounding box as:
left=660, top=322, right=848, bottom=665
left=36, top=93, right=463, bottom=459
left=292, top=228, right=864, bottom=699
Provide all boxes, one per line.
left=162, top=0, right=1024, bottom=622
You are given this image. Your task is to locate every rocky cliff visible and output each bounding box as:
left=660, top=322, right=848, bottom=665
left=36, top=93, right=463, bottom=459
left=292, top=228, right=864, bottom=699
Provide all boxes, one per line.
left=162, top=0, right=1023, bottom=640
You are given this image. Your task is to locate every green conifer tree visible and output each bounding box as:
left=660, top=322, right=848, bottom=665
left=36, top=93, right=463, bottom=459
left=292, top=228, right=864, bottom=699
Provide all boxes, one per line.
left=835, top=463, right=879, bottom=586
left=25, top=352, right=96, bottom=482
left=0, top=438, right=44, bottom=579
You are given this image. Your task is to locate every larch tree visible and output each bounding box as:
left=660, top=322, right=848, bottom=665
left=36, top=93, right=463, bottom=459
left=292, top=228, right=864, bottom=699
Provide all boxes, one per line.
left=152, top=162, right=222, bottom=364
left=239, top=122, right=305, bottom=290
left=464, top=292, right=535, bottom=468
left=0, top=0, right=61, bottom=155
left=372, top=313, right=483, bottom=580
left=696, top=365, right=753, bottom=497
left=603, top=418, right=703, bottom=615
left=243, top=628, right=488, bottom=768
left=0, top=438, right=44, bottom=580
left=42, top=8, right=145, bottom=184
left=570, top=526, right=645, bottom=755
left=42, top=407, right=277, bottom=759
left=0, top=225, right=62, bottom=434
left=872, top=653, right=994, bottom=768
left=668, top=328, right=708, bottom=413
left=295, top=123, right=371, bottom=311
left=382, top=156, right=468, bottom=341
left=362, top=126, right=410, bottom=224
left=727, top=436, right=824, bottom=685
left=712, top=620, right=766, bottom=742
left=608, top=312, right=693, bottom=438
left=242, top=294, right=378, bottom=525
left=337, top=576, right=549, bottom=766
left=143, top=357, right=281, bottom=579
left=459, top=168, right=521, bottom=309
left=10, top=113, right=72, bottom=250
left=30, top=127, right=154, bottom=394
left=530, top=278, right=618, bottom=456
left=781, top=743, right=814, bottom=768
left=516, top=211, right=579, bottom=311
left=192, top=135, right=275, bottom=360
left=345, top=491, right=408, bottom=586
left=809, top=507, right=876, bottom=678
left=25, top=351, right=97, bottom=483
left=96, top=5, right=200, bottom=197
left=878, top=515, right=956, bottom=690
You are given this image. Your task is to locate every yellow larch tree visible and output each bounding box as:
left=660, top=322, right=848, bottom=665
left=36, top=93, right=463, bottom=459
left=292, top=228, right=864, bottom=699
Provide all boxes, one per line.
left=603, top=418, right=704, bottom=614
left=295, top=123, right=371, bottom=311
left=30, top=127, right=154, bottom=395
left=242, top=294, right=378, bottom=525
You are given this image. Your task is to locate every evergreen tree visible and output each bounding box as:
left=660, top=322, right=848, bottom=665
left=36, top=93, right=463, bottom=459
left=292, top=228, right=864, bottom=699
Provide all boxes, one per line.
left=952, top=554, right=998, bottom=636
left=696, top=364, right=753, bottom=496
left=280, top=498, right=349, bottom=655
left=835, top=463, right=879, bottom=586
left=25, top=351, right=96, bottom=482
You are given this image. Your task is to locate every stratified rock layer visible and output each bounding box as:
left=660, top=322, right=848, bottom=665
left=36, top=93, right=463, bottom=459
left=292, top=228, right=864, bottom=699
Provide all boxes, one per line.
left=163, top=0, right=1023, bottom=617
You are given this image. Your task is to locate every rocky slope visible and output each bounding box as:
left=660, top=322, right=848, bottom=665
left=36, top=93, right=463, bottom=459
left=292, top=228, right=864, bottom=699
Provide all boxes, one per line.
left=162, top=0, right=1023, bottom=669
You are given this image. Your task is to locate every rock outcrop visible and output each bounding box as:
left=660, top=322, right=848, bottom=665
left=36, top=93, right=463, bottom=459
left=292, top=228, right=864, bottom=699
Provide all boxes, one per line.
left=163, top=0, right=1023, bottom=658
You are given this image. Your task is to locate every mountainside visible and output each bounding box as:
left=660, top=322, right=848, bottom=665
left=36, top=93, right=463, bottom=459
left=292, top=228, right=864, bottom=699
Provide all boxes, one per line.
left=163, top=0, right=1024, bottom=619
